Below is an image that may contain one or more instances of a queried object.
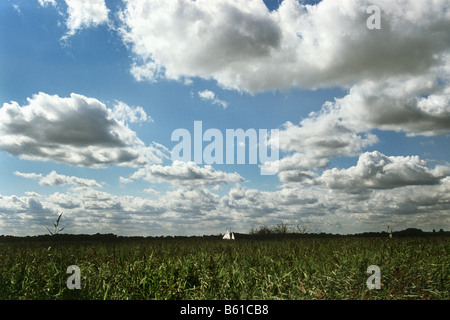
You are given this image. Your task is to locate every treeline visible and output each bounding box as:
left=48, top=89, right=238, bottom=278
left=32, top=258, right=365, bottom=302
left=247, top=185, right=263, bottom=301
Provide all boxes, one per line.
left=0, top=233, right=223, bottom=243
left=0, top=227, right=448, bottom=243
left=248, top=224, right=450, bottom=238
left=354, top=228, right=449, bottom=238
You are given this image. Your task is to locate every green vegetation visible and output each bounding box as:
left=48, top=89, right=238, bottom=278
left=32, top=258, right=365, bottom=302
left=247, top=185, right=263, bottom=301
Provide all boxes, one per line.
left=43, top=212, right=65, bottom=236
left=0, top=235, right=448, bottom=300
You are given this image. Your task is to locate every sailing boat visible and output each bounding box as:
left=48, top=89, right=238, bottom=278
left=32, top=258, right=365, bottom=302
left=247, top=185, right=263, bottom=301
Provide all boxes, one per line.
left=223, top=229, right=235, bottom=240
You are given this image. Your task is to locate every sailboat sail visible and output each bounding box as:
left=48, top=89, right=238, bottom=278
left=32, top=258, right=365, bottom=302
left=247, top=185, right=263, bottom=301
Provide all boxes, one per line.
left=223, top=230, right=235, bottom=240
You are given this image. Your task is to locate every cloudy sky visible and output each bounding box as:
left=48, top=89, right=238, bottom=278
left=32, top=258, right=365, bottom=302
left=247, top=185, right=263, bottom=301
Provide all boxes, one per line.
left=1, top=0, right=450, bottom=236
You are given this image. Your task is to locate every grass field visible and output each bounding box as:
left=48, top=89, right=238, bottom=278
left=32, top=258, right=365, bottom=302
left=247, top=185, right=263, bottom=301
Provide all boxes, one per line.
left=0, top=236, right=448, bottom=300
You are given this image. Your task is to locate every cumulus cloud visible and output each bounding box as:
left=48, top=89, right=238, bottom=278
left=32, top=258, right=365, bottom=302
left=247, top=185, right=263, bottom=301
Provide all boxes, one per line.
left=260, top=152, right=327, bottom=184
left=1, top=176, right=450, bottom=235
left=111, top=101, right=153, bottom=124
left=0, top=185, right=222, bottom=235
left=279, top=109, right=379, bottom=158
left=63, top=0, right=109, bottom=38
left=116, top=0, right=450, bottom=184
left=278, top=170, right=319, bottom=185
left=119, top=176, right=133, bottom=184
left=14, top=171, right=102, bottom=188
left=119, top=0, right=450, bottom=141
left=143, top=188, right=159, bottom=195
left=130, top=160, right=244, bottom=187
left=0, top=195, right=40, bottom=214
left=262, top=152, right=329, bottom=172
left=119, top=0, right=281, bottom=90
left=336, top=72, right=450, bottom=137
left=0, top=194, right=55, bottom=235
left=160, top=187, right=220, bottom=216
left=271, top=65, right=450, bottom=174
left=198, top=90, right=228, bottom=109
left=318, top=151, right=450, bottom=191
left=222, top=183, right=318, bottom=216
left=118, top=0, right=450, bottom=93
left=270, top=104, right=378, bottom=174
left=0, top=92, right=163, bottom=167
left=47, top=192, right=82, bottom=209
left=221, top=184, right=279, bottom=216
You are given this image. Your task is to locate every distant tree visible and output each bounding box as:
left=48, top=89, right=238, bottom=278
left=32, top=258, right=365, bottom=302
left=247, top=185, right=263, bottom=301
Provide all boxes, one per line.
left=296, top=224, right=312, bottom=234
left=249, top=223, right=311, bottom=236
left=273, top=223, right=289, bottom=234
left=249, top=225, right=272, bottom=236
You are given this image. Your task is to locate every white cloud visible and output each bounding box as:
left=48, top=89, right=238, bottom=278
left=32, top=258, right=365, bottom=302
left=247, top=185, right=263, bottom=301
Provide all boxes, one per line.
left=143, top=188, right=159, bottom=195
left=261, top=152, right=329, bottom=174
left=130, top=161, right=244, bottom=187
left=0, top=194, right=55, bottom=235
left=118, top=0, right=450, bottom=174
left=119, top=176, right=133, bottom=184
left=221, top=183, right=319, bottom=216
left=198, top=90, right=215, bottom=101
left=111, top=101, right=152, bottom=124
left=0, top=92, right=163, bottom=167
left=14, top=170, right=102, bottom=188
left=160, top=187, right=220, bottom=216
left=118, top=0, right=450, bottom=93
left=118, top=0, right=450, bottom=144
left=38, top=0, right=56, bottom=7
left=275, top=104, right=378, bottom=169
left=220, top=184, right=279, bottom=217
left=336, top=72, right=450, bottom=137
left=277, top=170, right=319, bottom=185
left=318, top=151, right=450, bottom=191
left=63, top=0, right=109, bottom=38
left=1, top=175, right=450, bottom=236
left=271, top=62, right=450, bottom=174
left=47, top=192, right=82, bottom=209
left=198, top=90, right=228, bottom=109
left=12, top=4, right=20, bottom=13
left=129, top=61, right=164, bottom=83
left=119, top=0, right=281, bottom=90
left=260, top=152, right=328, bottom=184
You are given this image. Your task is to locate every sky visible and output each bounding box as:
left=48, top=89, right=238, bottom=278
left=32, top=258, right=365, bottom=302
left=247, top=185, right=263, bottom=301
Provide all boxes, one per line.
left=0, top=0, right=450, bottom=236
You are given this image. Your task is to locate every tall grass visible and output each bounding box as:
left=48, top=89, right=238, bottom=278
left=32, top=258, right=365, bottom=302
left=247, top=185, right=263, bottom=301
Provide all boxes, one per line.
left=0, top=237, right=448, bottom=300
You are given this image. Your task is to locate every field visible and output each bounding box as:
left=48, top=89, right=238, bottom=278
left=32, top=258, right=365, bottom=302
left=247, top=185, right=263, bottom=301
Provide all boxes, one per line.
left=0, top=236, right=448, bottom=300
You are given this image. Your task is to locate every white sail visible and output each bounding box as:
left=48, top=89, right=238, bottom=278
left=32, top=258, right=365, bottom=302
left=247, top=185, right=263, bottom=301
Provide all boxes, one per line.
left=223, top=230, right=235, bottom=240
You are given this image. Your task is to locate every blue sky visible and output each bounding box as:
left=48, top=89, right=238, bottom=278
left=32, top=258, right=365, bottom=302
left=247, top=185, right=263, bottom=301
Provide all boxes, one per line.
left=1, top=0, right=450, bottom=236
